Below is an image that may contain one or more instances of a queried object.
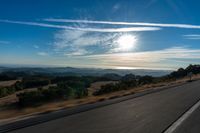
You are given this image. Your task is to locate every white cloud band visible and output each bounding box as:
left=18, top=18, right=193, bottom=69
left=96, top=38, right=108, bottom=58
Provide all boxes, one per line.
left=0, top=19, right=160, bottom=32
left=183, top=34, right=200, bottom=40
left=45, top=19, right=200, bottom=29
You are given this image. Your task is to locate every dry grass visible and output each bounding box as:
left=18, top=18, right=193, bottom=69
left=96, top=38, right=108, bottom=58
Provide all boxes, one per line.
left=0, top=80, right=20, bottom=87
left=0, top=74, right=200, bottom=123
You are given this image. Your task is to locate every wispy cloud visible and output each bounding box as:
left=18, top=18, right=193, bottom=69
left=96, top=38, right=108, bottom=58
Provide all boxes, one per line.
left=112, top=3, right=121, bottom=12
left=37, top=52, right=48, bottom=56
left=64, top=49, right=89, bottom=56
left=183, top=34, right=200, bottom=40
left=0, top=19, right=160, bottom=32
left=54, top=29, right=118, bottom=55
left=0, top=40, right=10, bottom=44
left=45, top=19, right=200, bottom=29
left=33, top=45, right=39, bottom=49
left=85, top=47, right=200, bottom=60
left=81, top=47, right=200, bottom=70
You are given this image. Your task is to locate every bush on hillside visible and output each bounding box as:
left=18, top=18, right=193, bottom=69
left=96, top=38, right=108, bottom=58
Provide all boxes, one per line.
left=0, top=86, right=15, bottom=98
left=17, top=81, right=88, bottom=106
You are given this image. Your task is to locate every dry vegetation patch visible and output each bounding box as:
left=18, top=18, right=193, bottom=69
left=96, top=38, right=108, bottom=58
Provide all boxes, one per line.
left=0, top=80, right=20, bottom=87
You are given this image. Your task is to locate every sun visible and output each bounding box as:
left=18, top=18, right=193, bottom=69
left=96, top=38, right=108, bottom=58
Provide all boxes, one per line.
left=116, top=34, right=137, bottom=52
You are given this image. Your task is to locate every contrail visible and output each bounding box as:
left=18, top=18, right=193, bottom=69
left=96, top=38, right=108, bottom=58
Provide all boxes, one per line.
left=45, top=18, right=200, bottom=29
left=0, top=19, right=160, bottom=32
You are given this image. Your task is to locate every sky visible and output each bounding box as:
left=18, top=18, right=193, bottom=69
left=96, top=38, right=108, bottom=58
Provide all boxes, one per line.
left=0, top=0, right=200, bottom=70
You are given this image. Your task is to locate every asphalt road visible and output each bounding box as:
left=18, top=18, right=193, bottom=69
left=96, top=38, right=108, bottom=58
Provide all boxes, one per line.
left=173, top=100, right=200, bottom=133
left=6, top=80, right=200, bottom=133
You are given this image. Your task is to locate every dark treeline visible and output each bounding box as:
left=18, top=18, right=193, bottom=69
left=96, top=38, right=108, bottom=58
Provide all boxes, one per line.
left=169, top=64, right=200, bottom=79
left=0, top=74, right=17, bottom=81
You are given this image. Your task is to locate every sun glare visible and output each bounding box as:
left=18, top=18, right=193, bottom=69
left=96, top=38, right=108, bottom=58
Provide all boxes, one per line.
left=116, top=34, right=137, bottom=52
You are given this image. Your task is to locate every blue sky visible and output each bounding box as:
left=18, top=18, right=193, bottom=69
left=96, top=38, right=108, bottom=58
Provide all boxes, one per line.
left=0, top=0, right=200, bottom=70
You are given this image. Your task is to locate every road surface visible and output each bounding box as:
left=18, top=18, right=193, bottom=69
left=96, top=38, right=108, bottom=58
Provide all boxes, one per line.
left=5, top=80, right=200, bottom=133
left=173, top=99, right=200, bottom=133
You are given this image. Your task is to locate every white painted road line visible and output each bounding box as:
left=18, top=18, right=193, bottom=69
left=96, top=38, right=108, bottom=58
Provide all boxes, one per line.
left=164, top=99, right=200, bottom=133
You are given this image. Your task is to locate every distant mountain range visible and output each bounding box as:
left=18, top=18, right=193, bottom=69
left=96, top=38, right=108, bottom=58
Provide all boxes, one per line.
left=0, top=66, right=172, bottom=77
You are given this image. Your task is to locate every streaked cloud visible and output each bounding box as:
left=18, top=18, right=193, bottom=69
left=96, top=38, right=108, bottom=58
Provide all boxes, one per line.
left=80, top=47, right=200, bottom=70
left=183, top=34, right=200, bottom=40
left=85, top=47, right=200, bottom=60
left=0, top=40, right=10, bottom=44
left=37, top=52, right=48, bottom=56
left=45, top=18, right=200, bottom=29
left=112, top=3, right=121, bottom=11
left=33, top=45, right=39, bottom=49
left=64, top=49, right=89, bottom=56
left=54, top=29, right=118, bottom=55
left=0, top=19, right=160, bottom=32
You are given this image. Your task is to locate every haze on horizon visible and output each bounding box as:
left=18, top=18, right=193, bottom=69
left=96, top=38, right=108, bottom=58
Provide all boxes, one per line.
left=0, top=0, right=200, bottom=70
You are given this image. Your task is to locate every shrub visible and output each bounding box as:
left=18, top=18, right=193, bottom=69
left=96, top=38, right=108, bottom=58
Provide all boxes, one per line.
left=14, top=81, right=23, bottom=91
left=75, top=87, right=88, bottom=98
left=17, top=91, right=43, bottom=106
left=22, top=79, right=50, bottom=89
left=0, top=88, right=7, bottom=98
left=0, top=74, right=16, bottom=81
left=0, top=86, right=15, bottom=98
left=93, top=83, right=119, bottom=96
left=138, top=76, right=154, bottom=85
left=121, top=74, right=137, bottom=87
